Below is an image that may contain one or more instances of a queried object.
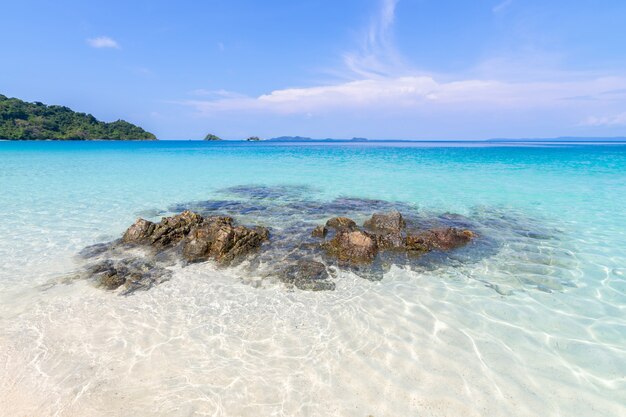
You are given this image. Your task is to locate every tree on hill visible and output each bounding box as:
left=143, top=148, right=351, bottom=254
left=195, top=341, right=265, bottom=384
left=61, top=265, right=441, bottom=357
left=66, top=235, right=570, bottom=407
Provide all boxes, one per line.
left=204, top=133, right=222, bottom=141
left=0, top=94, right=156, bottom=140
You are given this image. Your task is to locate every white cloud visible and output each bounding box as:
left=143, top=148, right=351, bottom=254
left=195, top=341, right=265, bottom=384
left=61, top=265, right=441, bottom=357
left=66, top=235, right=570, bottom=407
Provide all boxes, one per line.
left=180, top=0, right=626, bottom=137
left=583, top=112, right=626, bottom=127
left=182, top=75, right=626, bottom=116
left=86, top=36, right=120, bottom=49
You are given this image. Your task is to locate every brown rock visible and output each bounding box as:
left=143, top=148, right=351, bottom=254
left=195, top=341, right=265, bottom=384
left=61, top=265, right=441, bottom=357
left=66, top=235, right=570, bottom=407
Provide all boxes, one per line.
left=325, top=230, right=378, bottom=263
left=363, top=211, right=406, bottom=233
left=325, top=217, right=357, bottom=231
left=148, top=210, right=205, bottom=248
left=182, top=217, right=269, bottom=264
left=122, top=218, right=156, bottom=244
left=406, top=227, right=474, bottom=252
left=122, top=210, right=205, bottom=248
left=373, top=232, right=405, bottom=249
left=311, top=225, right=328, bottom=238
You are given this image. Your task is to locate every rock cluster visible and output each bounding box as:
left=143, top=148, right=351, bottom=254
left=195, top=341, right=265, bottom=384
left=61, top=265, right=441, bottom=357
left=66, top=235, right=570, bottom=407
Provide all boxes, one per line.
left=318, top=211, right=474, bottom=265
left=79, top=208, right=475, bottom=294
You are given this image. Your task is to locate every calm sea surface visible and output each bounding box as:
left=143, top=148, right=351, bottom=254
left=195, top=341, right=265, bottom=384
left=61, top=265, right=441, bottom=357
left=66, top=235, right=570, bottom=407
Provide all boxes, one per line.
left=1, top=141, right=625, bottom=416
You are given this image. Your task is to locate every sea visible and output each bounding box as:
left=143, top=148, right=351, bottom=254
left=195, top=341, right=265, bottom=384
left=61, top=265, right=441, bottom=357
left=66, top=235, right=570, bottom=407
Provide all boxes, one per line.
left=0, top=140, right=625, bottom=416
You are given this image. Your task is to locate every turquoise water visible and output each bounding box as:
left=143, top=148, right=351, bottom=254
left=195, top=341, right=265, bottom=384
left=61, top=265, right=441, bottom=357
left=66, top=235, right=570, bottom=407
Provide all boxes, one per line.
left=1, top=141, right=625, bottom=416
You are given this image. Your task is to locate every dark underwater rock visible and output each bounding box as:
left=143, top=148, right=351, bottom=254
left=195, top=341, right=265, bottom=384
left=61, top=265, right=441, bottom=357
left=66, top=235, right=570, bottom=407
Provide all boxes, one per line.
left=87, top=258, right=172, bottom=294
left=279, top=259, right=336, bottom=291
left=406, top=227, right=474, bottom=252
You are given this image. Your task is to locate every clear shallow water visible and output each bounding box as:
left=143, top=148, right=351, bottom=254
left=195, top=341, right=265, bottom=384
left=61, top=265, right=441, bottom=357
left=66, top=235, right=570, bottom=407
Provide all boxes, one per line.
left=0, top=141, right=625, bottom=416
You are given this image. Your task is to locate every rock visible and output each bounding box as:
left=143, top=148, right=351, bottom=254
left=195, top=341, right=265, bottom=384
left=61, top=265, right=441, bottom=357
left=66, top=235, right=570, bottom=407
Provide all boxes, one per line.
left=87, top=258, right=172, bottom=294
left=363, top=212, right=406, bottom=249
left=373, top=232, right=405, bottom=249
left=406, top=227, right=474, bottom=252
left=182, top=217, right=269, bottom=264
left=148, top=211, right=205, bottom=248
left=325, top=217, right=357, bottom=231
left=325, top=230, right=378, bottom=263
left=122, top=218, right=156, bottom=244
left=280, top=260, right=335, bottom=291
left=311, top=225, right=328, bottom=238
left=122, top=210, right=204, bottom=248
left=364, top=211, right=406, bottom=233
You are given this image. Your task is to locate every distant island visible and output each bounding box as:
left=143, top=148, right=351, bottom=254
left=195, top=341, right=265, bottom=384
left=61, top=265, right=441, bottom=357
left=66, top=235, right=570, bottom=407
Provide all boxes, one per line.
left=246, top=136, right=261, bottom=141
left=204, top=133, right=222, bottom=141
left=0, top=94, right=156, bottom=140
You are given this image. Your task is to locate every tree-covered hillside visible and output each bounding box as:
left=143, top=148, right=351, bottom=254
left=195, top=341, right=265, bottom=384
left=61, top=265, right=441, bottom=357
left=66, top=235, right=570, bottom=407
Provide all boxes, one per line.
left=0, top=94, right=156, bottom=140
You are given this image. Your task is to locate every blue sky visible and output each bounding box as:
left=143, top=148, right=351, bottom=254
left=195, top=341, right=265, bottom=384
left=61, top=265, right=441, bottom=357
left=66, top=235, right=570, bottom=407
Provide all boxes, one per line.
left=2, top=0, right=626, bottom=140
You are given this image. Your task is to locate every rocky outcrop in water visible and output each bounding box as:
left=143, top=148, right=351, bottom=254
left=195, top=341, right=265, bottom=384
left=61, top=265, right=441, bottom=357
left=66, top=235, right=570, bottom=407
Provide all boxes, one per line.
left=317, top=211, right=474, bottom=265
left=75, top=190, right=481, bottom=295
left=123, top=211, right=269, bottom=264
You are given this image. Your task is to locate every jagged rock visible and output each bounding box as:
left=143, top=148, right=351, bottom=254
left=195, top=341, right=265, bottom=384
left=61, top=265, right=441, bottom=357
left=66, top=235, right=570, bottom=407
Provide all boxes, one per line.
left=279, top=259, right=335, bottom=291
left=311, top=225, right=328, bottom=238
left=325, top=230, right=378, bottom=263
left=122, top=218, right=156, bottom=244
left=122, top=210, right=204, bottom=248
left=406, top=227, right=474, bottom=252
left=325, top=216, right=357, bottom=231
left=182, top=217, right=269, bottom=264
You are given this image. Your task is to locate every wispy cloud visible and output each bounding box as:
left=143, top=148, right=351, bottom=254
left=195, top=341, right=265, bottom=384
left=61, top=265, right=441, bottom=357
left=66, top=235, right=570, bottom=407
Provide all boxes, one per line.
left=342, top=0, right=406, bottom=78
left=86, top=36, right=120, bottom=49
left=493, top=0, right=513, bottom=13
left=188, top=89, right=246, bottom=99
left=583, top=112, right=626, bottom=126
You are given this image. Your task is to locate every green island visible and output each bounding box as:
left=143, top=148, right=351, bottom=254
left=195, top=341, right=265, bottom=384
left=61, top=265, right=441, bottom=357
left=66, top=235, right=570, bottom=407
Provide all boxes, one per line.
left=0, top=94, right=156, bottom=140
left=204, top=133, right=222, bottom=141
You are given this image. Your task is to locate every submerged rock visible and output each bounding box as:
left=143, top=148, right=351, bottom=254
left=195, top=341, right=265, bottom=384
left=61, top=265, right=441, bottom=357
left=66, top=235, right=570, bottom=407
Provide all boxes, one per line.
left=279, top=259, right=336, bottom=291
left=87, top=258, right=172, bottom=294
left=406, top=227, right=474, bottom=252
